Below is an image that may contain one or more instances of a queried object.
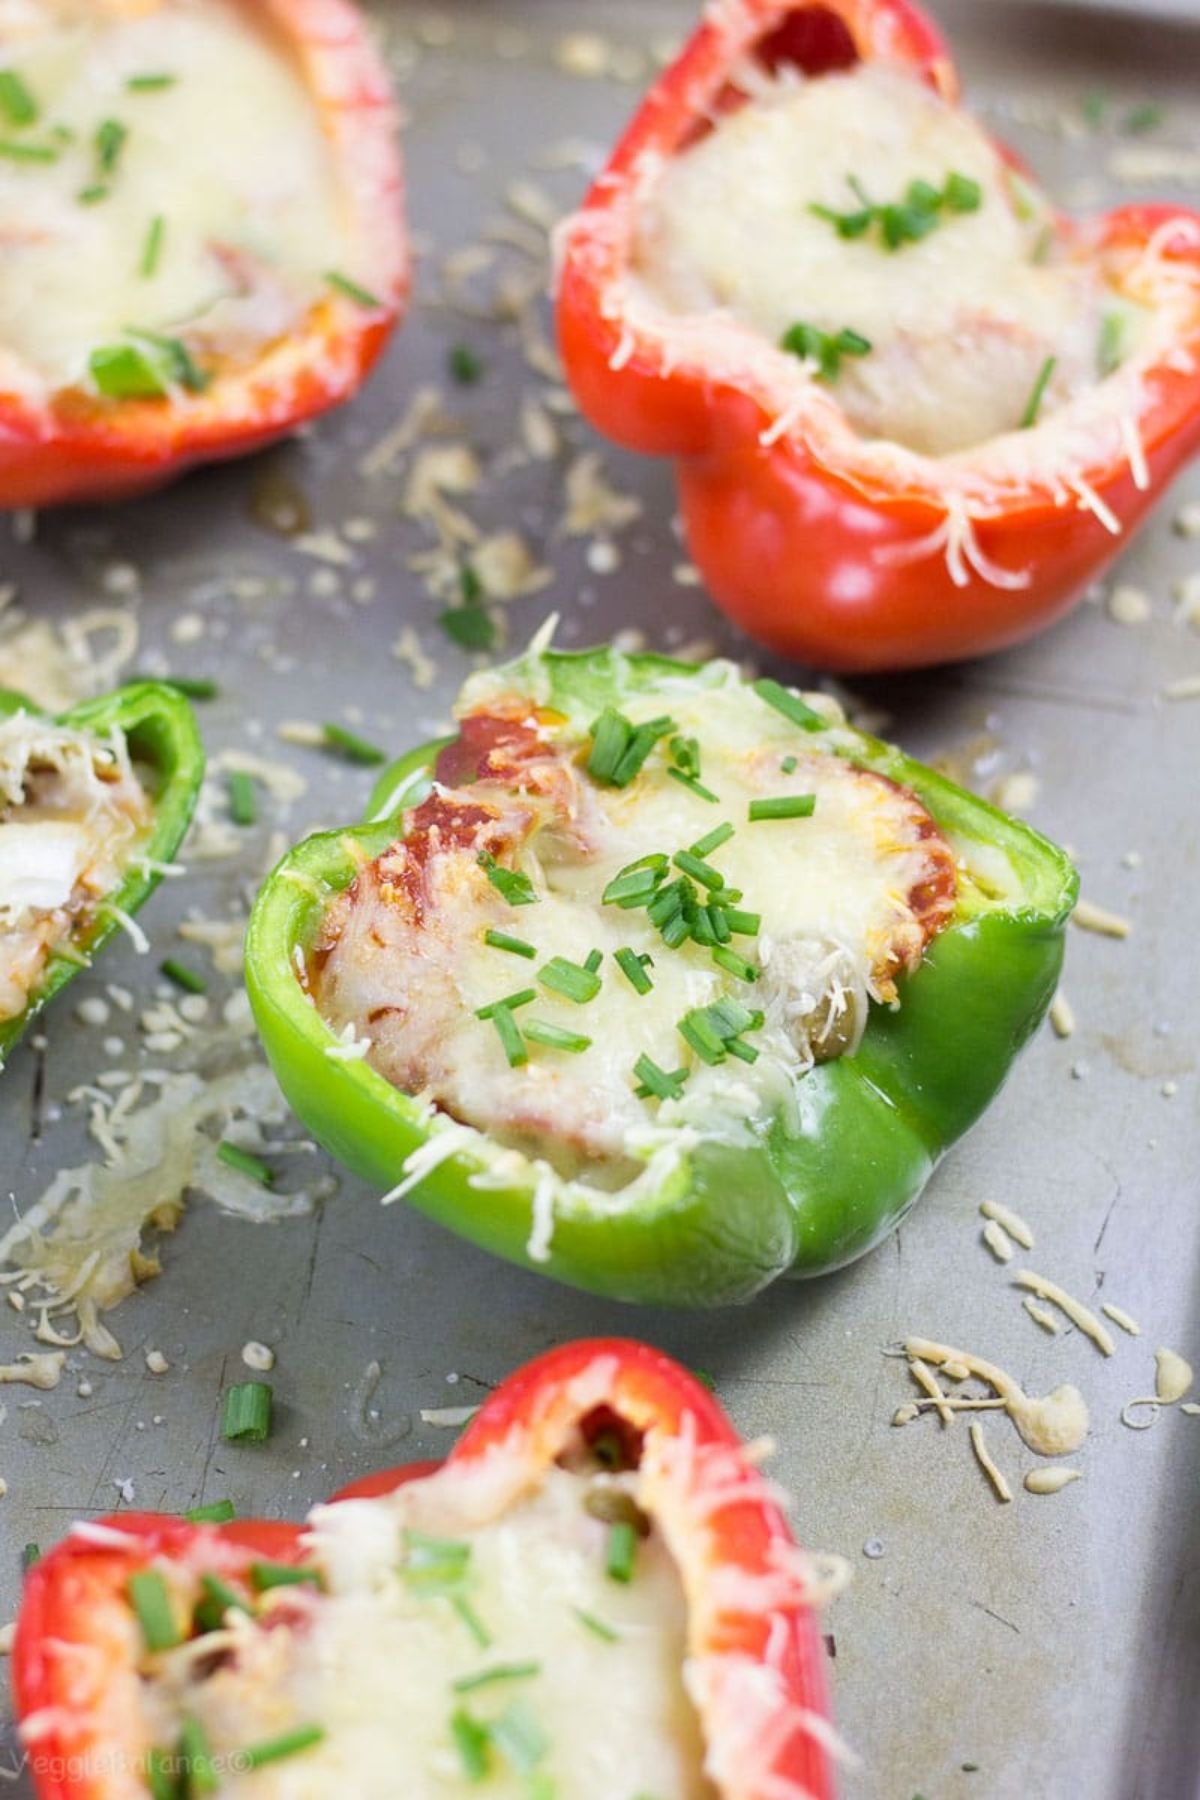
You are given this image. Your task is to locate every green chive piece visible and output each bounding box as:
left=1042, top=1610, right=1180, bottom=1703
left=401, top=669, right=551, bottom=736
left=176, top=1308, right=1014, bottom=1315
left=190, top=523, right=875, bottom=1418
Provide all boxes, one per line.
left=140, top=213, right=165, bottom=278
left=753, top=677, right=825, bottom=733
left=402, top=1528, right=471, bottom=1587
left=127, top=73, right=178, bottom=91
left=95, top=117, right=127, bottom=174
left=238, top=1725, right=325, bottom=1771
left=126, top=328, right=209, bottom=392
left=452, top=1661, right=542, bottom=1693
left=1097, top=311, right=1127, bottom=378
left=196, top=1571, right=250, bottom=1629
left=21, top=1542, right=39, bottom=1571
left=160, top=957, right=206, bottom=995
left=478, top=852, right=537, bottom=907
left=678, top=1011, right=726, bottom=1065
left=448, top=343, right=483, bottom=384
left=1020, top=355, right=1056, bottom=430
left=673, top=849, right=724, bottom=890
left=157, top=675, right=217, bottom=699
left=475, top=988, right=536, bottom=1021
left=615, top=947, right=653, bottom=995
left=78, top=184, right=109, bottom=204
left=325, top=269, right=382, bottom=308
left=250, top=1560, right=323, bottom=1592
left=690, top=822, right=734, bottom=858
left=748, top=794, right=817, bottom=822
left=587, top=708, right=675, bottom=787
left=0, top=139, right=57, bottom=162
left=128, top=1568, right=180, bottom=1652
left=179, top=1716, right=218, bottom=1795
left=712, top=945, right=758, bottom=983
left=490, top=1702, right=548, bottom=1774
left=666, top=767, right=720, bottom=803
left=521, top=1019, right=591, bottom=1054
left=484, top=929, right=536, bottom=959
left=780, top=754, right=797, bottom=773
left=439, top=599, right=496, bottom=651
left=633, top=1055, right=688, bottom=1102
left=606, top=1520, right=637, bottom=1583
left=146, top=1746, right=178, bottom=1800
left=220, top=1380, right=273, bottom=1443
left=452, top=1594, right=493, bottom=1648
left=228, top=769, right=257, bottom=826
left=943, top=170, right=983, bottom=212
left=216, top=1141, right=274, bottom=1187
left=89, top=342, right=167, bottom=400
left=0, top=71, right=38, bottom=128
left=538, top=956, right=601, bottom=1005
left=583, top=948, right=603, bottom=974
left=450, top=1708, right=491, bottom=1780
left=602, top=855, right=668, bottom=907
left=722, top=907, right=761, bottom=937
left=322, top=722, right=386, bottom=765
left=184, top=1500, right=235, bottom=1524
left=1124, top=102, right=1164, bottom=135
left=780, top=318, right=872, bottom=382
left=487, top=1005, right=527, bottom=1067
left=573, top=1605, right=619, bottom=1641
left=460, top=563, right=484, bottom=604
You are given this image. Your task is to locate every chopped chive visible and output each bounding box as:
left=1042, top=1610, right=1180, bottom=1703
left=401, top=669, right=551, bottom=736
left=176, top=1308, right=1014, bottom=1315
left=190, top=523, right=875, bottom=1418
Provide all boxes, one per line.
left=250, top=1561, right=323, bottom=1592
left=521, top=1019, right=591, bottom=1054
left=605, top=1520, right=637, bottom=1583
left=228, top=769, right=257, bottom=826
left=0, top=71, right=37, bottom=127
left=216, top=1141, right=274, bottom=1187
left=220, top=1380, right=273, bottom=1443
left=484, top=929, right=536, bottom=959
left=780, top=754, right=797, bottom=773
left=753, top=677, right=825, bottom=733
left=1124, top=102, right=1164, bottom=135
left=943, top=171, right=982, bottom=212
left=601, top=856, right=667, bottom=907
left=21, top=1542, right=39, bottom=1571
left=478, top=852, right=537, bottom=907
left=196, top=1572, right=250, bottom=1628
left=158, top=674, right=217, bottom=699
left=487, top=1004, right=528, bottom=1067
left=489, top=1702, right=548, bottom=1774
left=448, top=342, right=483, bottom=384
left=678, top=1010, right=727, bottom=1065
left=322, top=722, right=386, bottom=765
left=587, top=708, right=675, bottom=787
left=475, top=988, right=536, bottom=1021
left=1098, top=311, right=1127, bottom=378
left=95, top=117, right=127, bottom=174
left=726, top=1036, right=760, bottom=1065
left=583, top=948, right=603, bottom=974
left=722, top=907, right=761, bottom=937
left=160, top=957, right=206, bottom=995
left=127, top=73, right=178, bottom=92
left=633, top=1054, right=688, bottom=1101
left=89, top=342, right=167, bottom=400
left=460, top=563, right=484, bottom=605
left=666, top=767, right=720, bottom=803
left=128, top=1569, right=180, bottom=1651
left=669, top=733, right=702, bottom=778
left=711, top=945, right=758, bottom=983
left=239, top=1725, right=326, bottom=1771
left=614, top=947, right=653, bottom=994
left=140, top=213, right=165, bottom=278
left=450, top=1708, right=491, bottom=1779
left=452, top=1662, right=541, bottom=1693
left=78, top=183, right=108, bottom=204
left=0, top=139, right=57, bottom=162
left=126, top=328, right=209, bottom=392
left=147, top=1747, right=178, bottom=1800
left=184, top=1499, right=235, bottom=1524
left=404, top=1527, right=470, bottom=1568
left=780, top=318, right=872, bottom=382
left=1020, top=355, right=1056, bottom=429
left=748, top=794, right=816, bottom=822
left=573, top=1605, right=619, bottom=1641
left=179, top=1716, right=218, bottom=1795
left=538, top=956, right=602, bottom=1005
left=673, top=849, right=724, bottom=890
left=325, top=269, right=382, bottom=308
left=690, top=822, right=734, bottom=858
left=439, top=599, right=496, bottom=651
left=452, top=1594, right=493, bottom=1648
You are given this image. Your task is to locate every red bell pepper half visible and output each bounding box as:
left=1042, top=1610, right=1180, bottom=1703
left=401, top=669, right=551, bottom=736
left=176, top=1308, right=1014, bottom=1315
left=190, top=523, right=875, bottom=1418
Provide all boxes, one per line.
left=13, top=1339, right=839, bottom=1799
left=0, top=0, right=408, bottom=509
left=555, top=0, right=1200, bottom=671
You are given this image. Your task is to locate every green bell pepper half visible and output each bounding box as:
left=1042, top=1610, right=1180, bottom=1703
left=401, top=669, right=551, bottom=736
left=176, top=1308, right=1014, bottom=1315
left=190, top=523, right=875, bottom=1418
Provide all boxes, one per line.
left=0, top=680, right=205, bottom=1068
left=246, top=647, right=1077, bottom=1306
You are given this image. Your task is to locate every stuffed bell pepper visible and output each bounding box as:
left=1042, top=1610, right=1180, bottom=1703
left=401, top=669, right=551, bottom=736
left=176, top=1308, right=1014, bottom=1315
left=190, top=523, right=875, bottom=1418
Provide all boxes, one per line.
left=14, top=1338, right=840, bottom=1799
left=0, top=681, right=204, bottom=1066
left=246, top=642, right=1076, bottom=1306
left=0, top=0, right=407, bottom=507
left=556, top=0, right=1200, bottom=671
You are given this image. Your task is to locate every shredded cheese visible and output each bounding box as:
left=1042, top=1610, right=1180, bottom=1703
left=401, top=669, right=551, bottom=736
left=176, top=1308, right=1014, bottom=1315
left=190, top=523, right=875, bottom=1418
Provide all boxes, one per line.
left=1013, top=1271, right=1115, bottom=1356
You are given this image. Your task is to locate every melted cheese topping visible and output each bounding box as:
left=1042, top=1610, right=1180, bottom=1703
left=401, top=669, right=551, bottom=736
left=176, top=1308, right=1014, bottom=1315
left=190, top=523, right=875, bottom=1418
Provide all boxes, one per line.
left=0, top=711, right=152, bottom=1019
left=632, top=64, right=1144, bottom=455
left=0, top=0, right=358, bottom=394
left=142, top=1466, right=714, bottom=1798
left=312, top=682, right=955, bottom=1176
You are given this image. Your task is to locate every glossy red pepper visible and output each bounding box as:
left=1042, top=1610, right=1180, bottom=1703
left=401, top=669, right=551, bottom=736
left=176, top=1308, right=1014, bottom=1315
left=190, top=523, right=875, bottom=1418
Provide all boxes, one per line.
left=555, top=0, right=1200, bottom=671
left=13, top=1339, right=837, bottom=1800
left=0, top=0, right=408, bottom=509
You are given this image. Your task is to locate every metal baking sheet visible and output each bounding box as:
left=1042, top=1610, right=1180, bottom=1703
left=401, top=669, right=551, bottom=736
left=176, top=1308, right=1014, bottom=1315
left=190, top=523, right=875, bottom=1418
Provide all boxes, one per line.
left=1, top=3, right=1197, bottom=1794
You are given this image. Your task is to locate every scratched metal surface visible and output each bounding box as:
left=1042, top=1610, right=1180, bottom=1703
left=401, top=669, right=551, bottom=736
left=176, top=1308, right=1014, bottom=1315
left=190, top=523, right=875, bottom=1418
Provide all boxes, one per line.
left=0, top=2, right=1197, bottom=1795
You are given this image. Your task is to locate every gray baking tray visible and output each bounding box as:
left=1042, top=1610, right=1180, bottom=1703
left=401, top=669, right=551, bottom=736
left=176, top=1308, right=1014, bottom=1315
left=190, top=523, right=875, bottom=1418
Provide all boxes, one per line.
left=0, top=3, right=1197, bottom=1795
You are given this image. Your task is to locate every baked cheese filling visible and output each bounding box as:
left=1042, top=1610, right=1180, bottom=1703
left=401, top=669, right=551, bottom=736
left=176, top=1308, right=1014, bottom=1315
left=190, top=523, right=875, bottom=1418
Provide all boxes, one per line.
left=0, top=711, right=153, bottom=1019
left=631, top=62, right=1148, bottom=456
left=0, top=0, right=361, bottom=400
left=136, top=1460, right=714, bottom=1797
left=310, top=672, right=957, bottom=1179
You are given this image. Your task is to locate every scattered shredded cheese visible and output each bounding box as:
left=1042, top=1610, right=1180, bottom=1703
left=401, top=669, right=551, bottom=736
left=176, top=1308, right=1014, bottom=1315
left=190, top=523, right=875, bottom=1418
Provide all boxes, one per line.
left=1101, top=1302, right=1141, bottom=1337
left=980, top=1200, right=1035, bottom=1249
left=1024, top=1467, right=1081, bottom=1495
left=969, top=1422, right=1012, bottom=1503
left=1013, top=1271, right=1115, bottom=1356
left=1155, top=1347, right=1194, bottom=1404
left=1072, top=898, right=1132, bottom=938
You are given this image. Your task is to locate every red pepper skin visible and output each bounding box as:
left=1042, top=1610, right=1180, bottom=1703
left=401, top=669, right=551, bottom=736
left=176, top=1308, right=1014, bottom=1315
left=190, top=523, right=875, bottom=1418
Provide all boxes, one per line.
left=556, top=0, right=1200, bottom=672
left=14, top=1340, right=837, bottom=1800
left=0, top=0, right=408, bottom=509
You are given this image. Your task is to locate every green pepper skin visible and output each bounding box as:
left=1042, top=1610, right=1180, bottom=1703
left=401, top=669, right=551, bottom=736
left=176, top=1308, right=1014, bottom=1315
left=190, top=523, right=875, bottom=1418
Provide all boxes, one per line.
left=0, top=682, right=205, bottom=1068
left=247, top=649, right=1077, bottom=1306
